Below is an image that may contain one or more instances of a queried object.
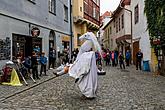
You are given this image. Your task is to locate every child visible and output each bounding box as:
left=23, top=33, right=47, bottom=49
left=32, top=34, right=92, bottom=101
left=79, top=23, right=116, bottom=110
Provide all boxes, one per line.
left=40, top=52, right=48, bottom=76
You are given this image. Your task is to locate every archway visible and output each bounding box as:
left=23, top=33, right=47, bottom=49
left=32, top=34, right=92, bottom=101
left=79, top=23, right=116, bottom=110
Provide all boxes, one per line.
left=49, top=30, right=56, bottom=68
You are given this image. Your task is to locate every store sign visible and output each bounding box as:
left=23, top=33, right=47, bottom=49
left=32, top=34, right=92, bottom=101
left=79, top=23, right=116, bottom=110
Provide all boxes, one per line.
left=62, top=36, right=70, bottom=42
left=31, top=27, right=40, bottom=37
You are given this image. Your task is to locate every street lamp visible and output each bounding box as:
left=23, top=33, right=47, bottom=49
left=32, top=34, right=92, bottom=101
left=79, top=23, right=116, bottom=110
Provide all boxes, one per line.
left=119, top=1, right=133, bottom=64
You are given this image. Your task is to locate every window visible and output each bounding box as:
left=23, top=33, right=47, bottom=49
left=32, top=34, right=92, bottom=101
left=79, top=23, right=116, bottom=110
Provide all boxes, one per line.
left=77, top=34, right=81, bottom=46
left=110, top=27, right=112, bottom=34
left=93, top=0, right=99, bottom=5
left=111, top=39, right=113, bottom=48
left=134, top=4, right=139, bottom=24
left=121, top=14, right=124, bottom=28
left=49, top=0, right=56, bottom=14
left=84, top=1, right=88, bottom=13
left=96, top=11, right=99, bottom=20
left=80, top=7, right=82, bottom=12
left=64, top=5, right=68, bottom=21
left=28, top=0, right=36, bottom=4
left=119, top=17, right=121, bottom=31
left=116, top=20, right=118, bottom=33
left=93, top=7, right=96, bottom=18
left=114, top=19, right=115, bottom=28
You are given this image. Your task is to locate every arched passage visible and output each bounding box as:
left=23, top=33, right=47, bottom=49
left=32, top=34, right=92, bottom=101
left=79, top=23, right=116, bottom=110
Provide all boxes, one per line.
left=49, top=30, right=56, bottom=68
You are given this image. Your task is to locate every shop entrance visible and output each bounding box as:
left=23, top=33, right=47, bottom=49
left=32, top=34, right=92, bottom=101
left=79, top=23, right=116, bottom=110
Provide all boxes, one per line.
left=133, top=41, right=139, bottom=64
left=12, top=34, right=42, bottom=59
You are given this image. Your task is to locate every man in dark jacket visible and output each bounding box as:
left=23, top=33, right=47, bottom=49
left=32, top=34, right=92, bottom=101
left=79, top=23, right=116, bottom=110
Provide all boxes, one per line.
left=49, top=48, right=56, bottom=69
left=31, top=52, right=40, bottom=79
left=136, top=49, right=143, bottom=70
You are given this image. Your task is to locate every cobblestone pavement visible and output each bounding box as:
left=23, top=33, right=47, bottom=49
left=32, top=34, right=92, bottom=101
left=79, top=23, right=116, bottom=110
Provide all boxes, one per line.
left=0, top=65, right=165, bottom=110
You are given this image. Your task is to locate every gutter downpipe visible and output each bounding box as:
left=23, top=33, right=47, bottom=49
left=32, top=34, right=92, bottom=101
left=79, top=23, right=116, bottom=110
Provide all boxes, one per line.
left=69, top=0, right=73, bottom=61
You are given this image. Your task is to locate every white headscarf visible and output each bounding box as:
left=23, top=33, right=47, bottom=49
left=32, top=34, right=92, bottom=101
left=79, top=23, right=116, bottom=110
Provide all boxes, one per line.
left=78, top=32, right=102, bottom=58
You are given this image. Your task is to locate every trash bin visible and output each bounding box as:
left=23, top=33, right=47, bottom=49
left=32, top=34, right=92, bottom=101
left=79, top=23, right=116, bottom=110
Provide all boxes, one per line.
left=143, top=60, right=150, bottom=72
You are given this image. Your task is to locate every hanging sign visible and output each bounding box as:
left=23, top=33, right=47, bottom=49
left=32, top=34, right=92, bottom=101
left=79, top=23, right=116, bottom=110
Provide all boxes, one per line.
left=31, top=27, right=40, bottom=37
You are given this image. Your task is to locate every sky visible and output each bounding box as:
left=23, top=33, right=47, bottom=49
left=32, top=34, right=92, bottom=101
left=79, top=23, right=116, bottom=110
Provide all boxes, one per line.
left=100, top=0, right=121, bottom=14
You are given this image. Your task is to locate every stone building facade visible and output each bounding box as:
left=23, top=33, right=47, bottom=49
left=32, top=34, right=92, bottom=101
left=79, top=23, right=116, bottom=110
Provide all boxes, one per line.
left=0, top=0, right=71, bottom=65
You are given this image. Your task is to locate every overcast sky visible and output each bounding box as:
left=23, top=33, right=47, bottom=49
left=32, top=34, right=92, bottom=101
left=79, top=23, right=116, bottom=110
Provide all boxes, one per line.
left=100, top=0, right=121, bottom=14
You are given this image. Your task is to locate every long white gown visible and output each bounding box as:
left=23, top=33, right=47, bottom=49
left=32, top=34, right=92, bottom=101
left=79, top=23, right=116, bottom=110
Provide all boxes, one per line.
left=69, top=40, right=98, bottom=98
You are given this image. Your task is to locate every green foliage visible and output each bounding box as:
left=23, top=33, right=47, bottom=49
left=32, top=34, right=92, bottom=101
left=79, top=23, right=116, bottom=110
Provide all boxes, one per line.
left=144, top=0, right=165, bottom=49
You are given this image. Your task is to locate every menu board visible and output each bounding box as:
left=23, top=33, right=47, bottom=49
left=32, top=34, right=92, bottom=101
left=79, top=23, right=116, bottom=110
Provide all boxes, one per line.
left=0, top=37, right=11, bottom=60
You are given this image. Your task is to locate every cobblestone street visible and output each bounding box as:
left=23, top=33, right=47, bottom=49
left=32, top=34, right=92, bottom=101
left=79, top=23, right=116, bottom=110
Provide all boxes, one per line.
left=0, top=65, right=165, bottom=110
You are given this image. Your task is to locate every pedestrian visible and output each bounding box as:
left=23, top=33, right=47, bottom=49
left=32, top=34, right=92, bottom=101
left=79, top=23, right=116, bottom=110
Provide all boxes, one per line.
left=106, top=51, right=110, bottom=66
left=111, top=51, right=115, bottom=67
left=40, top=52, right=48, bottom=76
left=119, top=51, right=125, bottom=69
left=114, top=50, right=118, bottom=66
left=31, top=52, right=40, bottom=79
left=102, top=51, right=107, bottom=66
left=125, top=50, right=131, bottom=66
left=136, top=49, right=143, bottom=70
left=49, top=48, right=56, bottom=69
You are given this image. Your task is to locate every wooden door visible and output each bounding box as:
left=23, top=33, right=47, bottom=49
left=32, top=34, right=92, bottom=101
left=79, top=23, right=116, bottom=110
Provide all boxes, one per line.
left=133, top=41, right=139, bottom=64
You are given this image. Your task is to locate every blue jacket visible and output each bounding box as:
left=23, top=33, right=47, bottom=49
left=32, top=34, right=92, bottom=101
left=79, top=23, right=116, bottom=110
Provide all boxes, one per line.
left=40, top=56, right=47, bottom=65
left=126, top=52, right=131, bottom=59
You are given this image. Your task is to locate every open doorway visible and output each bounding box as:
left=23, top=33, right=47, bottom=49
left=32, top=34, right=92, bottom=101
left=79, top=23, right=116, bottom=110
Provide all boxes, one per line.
left=133, top=41, right=139, bottom=64
left=12, top=34, right=42, bottom=60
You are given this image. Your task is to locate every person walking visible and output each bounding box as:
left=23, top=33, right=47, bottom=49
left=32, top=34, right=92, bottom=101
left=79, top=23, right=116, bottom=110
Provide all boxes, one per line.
left=125, top=50, right=131, bottom=66
left=136, top=49, right=143, bottom=70
left=40, top=52, right=48, bottom=76
left=111, top=51, right=115, bottom=67
left=119, top=51, right=125, bottom=69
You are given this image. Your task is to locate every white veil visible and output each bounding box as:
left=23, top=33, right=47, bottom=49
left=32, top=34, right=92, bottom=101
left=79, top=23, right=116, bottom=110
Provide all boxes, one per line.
left=79, top=32, right=102, bottom=58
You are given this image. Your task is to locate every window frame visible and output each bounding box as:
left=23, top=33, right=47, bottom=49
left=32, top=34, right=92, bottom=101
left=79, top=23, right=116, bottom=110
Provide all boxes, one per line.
left=27, top=0, right=36, bottom=4
left=49, top=0, right=56, bottom=15
left=121, top=14, right=124, bottom=29
left=119, top=17, right=121, bottom=31
left=134, top=4, right=139, bottom=24
left=64, top=5, right=69, bottom=22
